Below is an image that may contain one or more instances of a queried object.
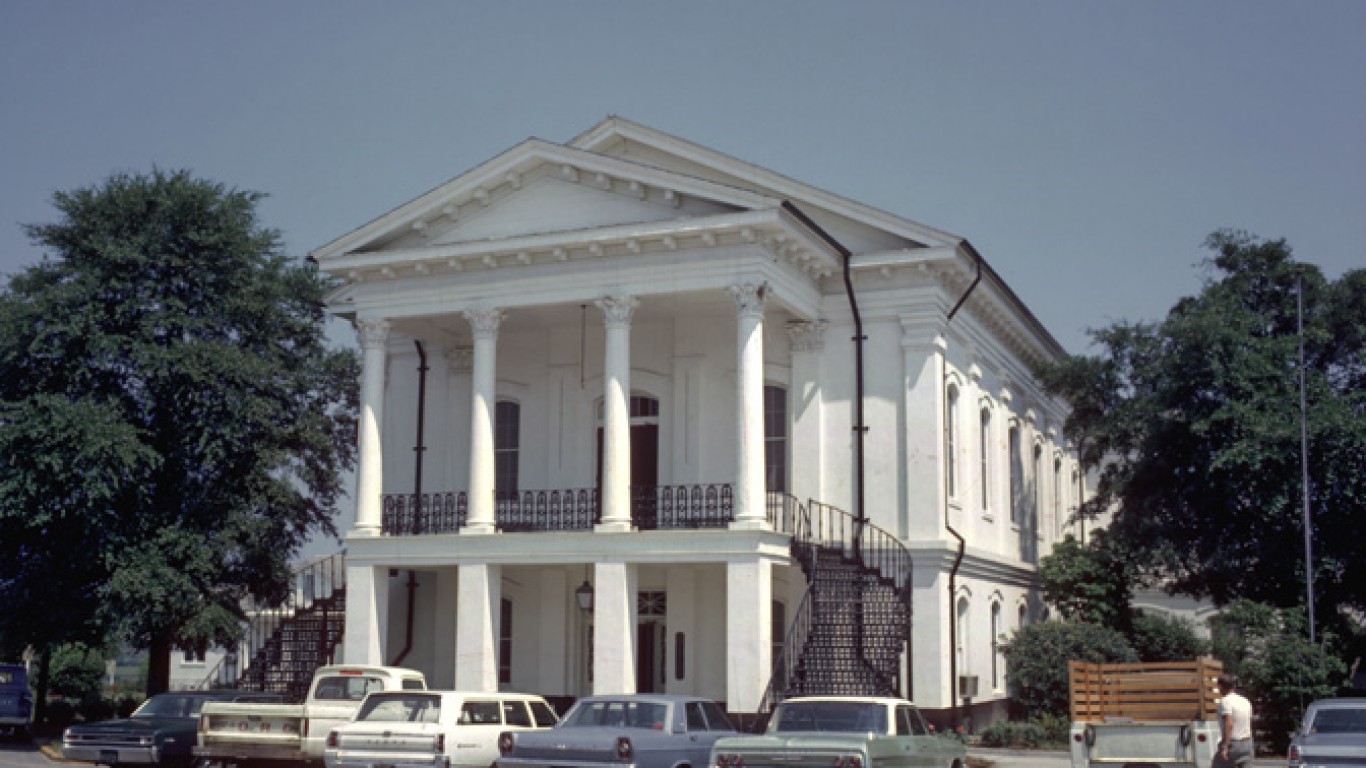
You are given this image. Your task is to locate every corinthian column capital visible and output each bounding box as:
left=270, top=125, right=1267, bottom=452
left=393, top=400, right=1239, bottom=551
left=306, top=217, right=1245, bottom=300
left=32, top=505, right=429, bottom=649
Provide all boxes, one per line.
left=462, top=308, right=505, bottom=340
left=356, top=318, right=391, bottom=350
left=729, top=282, right=770, bottom=319
left=596, top=295, right=639, bottom=329
left=787, top=320, right=827, bottom=353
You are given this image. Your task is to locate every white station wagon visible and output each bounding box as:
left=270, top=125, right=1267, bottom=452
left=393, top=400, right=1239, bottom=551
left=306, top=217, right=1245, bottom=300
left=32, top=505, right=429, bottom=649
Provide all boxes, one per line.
left=325, top=691, right=558, bottom=768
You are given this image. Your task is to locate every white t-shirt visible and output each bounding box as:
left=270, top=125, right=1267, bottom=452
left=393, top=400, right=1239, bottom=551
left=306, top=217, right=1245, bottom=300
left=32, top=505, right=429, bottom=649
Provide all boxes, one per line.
left=1218, top=692, right=1253, bottom=740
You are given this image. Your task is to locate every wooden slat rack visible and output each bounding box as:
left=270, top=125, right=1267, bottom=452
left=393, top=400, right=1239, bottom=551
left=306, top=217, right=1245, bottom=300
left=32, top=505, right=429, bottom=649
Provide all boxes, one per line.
left=1069, top=658, right=1223, bottom=723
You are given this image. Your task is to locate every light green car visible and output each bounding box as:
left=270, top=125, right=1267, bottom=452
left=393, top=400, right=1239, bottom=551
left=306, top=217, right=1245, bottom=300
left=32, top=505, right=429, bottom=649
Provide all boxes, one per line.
left=711, top=697, right=965, bottom=768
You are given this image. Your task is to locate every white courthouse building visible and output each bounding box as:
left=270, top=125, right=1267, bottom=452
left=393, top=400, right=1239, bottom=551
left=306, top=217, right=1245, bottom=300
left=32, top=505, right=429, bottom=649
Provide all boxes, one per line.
left=313, top=117, right=1085, bottom=725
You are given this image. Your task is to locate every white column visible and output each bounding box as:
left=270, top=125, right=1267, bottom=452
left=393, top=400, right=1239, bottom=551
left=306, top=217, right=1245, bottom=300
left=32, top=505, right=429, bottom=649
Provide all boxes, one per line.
left=730, top=283, right=769, bottom=529
left=901, top=311, right=948, bottom=539
left=445, top=347, right=473, bottom=494
left=911, top=556, right=954, bottom=709
left=455, top=563, right=501, bottom=691
left=592, top=561, right=638, bottom=695
left=596, top=296, right=637, bottom=532
left=788, top=321, right=826, bottom=504
left=354, top=319, right=391, bottom=536
left=725, top=559, right=771, bottom=712
left=537, top=569, right=569, bottom=696
left=463, top=309, right=504, bottom=534
left=342, top=565, right=388, bottom=664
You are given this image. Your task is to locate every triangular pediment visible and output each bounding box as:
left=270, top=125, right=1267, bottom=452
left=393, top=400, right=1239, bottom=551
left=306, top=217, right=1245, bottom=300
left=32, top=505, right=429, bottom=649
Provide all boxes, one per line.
left=570, top=116, right=965, bottom=255
left=312, top=139, right=781, bottom=262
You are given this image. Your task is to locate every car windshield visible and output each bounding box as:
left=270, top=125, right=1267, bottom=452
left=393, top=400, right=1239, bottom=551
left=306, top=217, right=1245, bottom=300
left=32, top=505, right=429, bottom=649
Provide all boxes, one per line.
left=771, top=702, right=888, bottom=734
left=357, top=694, right=442, bottom=723
left=1310, top=707, right=1366, bottom=734
left=564, top=700, right=669, bottom=730
left=134, top=695, right=205, bottom=718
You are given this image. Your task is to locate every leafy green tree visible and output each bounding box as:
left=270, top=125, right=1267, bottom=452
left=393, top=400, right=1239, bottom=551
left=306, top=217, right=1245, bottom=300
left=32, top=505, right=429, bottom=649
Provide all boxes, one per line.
left=0, top=170, right=358, bottom=695
left=1003, top=621, right=1137, bottom=718
left=1211, top=601, right=1346, bottom=751
left=48, top=644, right=108, bottom=699
left=1038, top=532, right=1134, bottom=629
left=1127, top=612, right=1208, bottom=662
left=1038, top=231, right=1366, bottom=616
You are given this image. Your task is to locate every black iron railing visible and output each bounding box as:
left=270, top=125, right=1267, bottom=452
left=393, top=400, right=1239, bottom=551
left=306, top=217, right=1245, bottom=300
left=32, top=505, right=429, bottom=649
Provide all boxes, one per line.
left=382, top=491, right=467, bottom=534
left=194, top=553, right=346, bottom=701
left=496, top=489, right=599, bottom=531
left=640, top=484, right=733, bottom=529
left=381, top=484, right=736, bottom=534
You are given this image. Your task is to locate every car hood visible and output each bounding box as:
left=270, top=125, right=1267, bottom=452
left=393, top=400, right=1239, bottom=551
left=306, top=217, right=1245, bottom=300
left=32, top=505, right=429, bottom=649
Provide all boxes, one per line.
left=67, top=717, right=190, bottom=735
left=1295, top=732, right=1366, bottom=756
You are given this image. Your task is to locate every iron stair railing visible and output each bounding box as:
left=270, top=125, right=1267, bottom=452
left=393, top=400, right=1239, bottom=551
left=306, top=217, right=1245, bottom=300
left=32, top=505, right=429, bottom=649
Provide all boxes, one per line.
left=760, top=493, right=914, bottom=717
left=194, top=553, right=347, bottom=702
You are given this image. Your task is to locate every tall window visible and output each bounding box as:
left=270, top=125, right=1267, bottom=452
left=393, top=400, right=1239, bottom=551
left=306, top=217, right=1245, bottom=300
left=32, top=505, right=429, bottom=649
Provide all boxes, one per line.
left=1009, top=425, right=1023, bottom=524
left=956, top=596, right=970, bottom=677
left=495, top=401, right=520, bottom=500
left=1032, top=443, right=1044, bottom=533
left=764, top=385, right=787, bottom=492
left=979, top=407, right=991, bottom=513
left=990, top=601, right=1002, bottom=690
left=945, top=384, right=959, bottom=498
left=771, top=600, right=786, bottom=668
left=1054, top=456, right=1064, bottom=536
left=498, top=598, right=512, bottom=684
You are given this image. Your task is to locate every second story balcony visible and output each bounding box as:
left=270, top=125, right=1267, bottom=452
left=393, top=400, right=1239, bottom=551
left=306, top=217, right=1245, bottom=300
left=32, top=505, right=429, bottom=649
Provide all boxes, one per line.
left=380, top=483, right=739, bottom=535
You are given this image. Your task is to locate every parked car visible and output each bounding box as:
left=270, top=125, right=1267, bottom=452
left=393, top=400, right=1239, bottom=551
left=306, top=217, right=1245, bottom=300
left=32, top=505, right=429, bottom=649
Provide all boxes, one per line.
left=496, top=694, right=738, bottom=768
left=710, top=697, right=966, bottom=768
left=325, top=690, right=558, bottom=768
left=0, top=664, right=33, bottom=741
left=1288, top=697, right=1366, bottom=768
left=63, top=690, right=282, bottom=768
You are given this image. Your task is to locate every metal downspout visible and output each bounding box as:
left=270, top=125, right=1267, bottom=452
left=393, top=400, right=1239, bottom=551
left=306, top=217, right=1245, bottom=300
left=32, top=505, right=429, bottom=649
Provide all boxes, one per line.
left=945, top=245, right=982, bottom=729
left=391, top=340, right=429, bottom=666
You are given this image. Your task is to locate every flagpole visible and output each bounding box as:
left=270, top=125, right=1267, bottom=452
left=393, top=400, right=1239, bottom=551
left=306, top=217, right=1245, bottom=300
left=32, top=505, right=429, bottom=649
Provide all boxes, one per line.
left=1298, top=268, right=1316, bottom=644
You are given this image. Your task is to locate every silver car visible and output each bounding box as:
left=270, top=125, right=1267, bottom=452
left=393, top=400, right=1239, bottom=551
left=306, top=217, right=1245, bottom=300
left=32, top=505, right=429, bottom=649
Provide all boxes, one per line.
left=1289, top=698, right=1366, bottom=768
left=496, top=695, right=737, bottom=768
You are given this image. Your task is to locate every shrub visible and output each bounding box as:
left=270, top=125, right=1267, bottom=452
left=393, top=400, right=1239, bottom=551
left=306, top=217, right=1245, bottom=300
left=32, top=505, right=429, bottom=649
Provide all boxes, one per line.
left=1128, top=612, right=1208, bottom=661
left=78, top=694, right=116, bottom=723
left=1003, top=620, right=1137, bottom=718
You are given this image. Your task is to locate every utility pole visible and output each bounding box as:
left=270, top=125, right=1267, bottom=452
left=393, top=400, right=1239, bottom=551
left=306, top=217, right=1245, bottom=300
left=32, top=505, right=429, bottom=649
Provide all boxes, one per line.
left=1297, top=269, right=1316, bottom=644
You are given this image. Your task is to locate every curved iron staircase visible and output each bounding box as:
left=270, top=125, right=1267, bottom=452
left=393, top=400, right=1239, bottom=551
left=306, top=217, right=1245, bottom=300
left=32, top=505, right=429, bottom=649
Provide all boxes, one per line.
left=760, top=495, right=914, bottom=715
left=194, top=554, right=347, bottom=702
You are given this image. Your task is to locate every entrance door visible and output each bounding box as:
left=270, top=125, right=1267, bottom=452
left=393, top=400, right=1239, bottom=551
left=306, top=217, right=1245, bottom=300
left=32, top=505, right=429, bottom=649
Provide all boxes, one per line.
left=636, top=621, right=666, bottom=693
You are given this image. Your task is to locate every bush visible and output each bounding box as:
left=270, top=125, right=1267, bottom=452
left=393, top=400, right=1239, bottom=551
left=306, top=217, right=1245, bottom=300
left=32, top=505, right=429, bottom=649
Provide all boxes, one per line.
left=976, top=714, right=1068, bottom=748
left=1003, top=620, right=1137, bottom=718
left=77, top=694, right=116, bottom=723
left=1128, top=612, right=1208, bottom=661
left=42, top=699, right=77, bottom=728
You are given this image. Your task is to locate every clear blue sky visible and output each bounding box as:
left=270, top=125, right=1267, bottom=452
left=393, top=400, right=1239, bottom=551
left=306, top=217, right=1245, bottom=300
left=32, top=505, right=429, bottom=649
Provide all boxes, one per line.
left=2, top=1, right=1362, bottom=354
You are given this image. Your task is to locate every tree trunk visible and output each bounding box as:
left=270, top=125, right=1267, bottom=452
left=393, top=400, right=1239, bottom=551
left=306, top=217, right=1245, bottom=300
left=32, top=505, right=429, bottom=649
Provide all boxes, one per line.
left=34, top=646, right=51, bottom=729
left=146, top=632, right=173, bottom=696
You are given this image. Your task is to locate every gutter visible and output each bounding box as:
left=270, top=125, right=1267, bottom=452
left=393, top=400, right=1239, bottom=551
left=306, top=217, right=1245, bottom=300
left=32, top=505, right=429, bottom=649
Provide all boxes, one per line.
left=945, top=241, right=982, bottom=729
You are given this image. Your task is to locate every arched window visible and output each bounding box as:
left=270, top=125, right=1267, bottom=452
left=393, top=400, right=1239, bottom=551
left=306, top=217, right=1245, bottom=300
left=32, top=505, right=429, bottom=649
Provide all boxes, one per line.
left=495, top=401, right=520, bottom=500
left=1033, top=442, right=1044, bottom=533
left=764, top=385, right=788, bottom=492
left=1009, top=424, right=1023, bottom=524
left=979, top=407, right=991, bottom=513
left=956, top=596, right=970, bottom=676
left=945, top=384, right=959, bottom=498
left=1054, top=455, right=1064, bottom=536
left=991, top=601, right=1003, bottom=690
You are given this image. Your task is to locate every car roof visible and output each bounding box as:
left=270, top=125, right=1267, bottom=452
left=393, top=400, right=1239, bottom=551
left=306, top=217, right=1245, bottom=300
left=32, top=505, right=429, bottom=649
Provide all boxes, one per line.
left=1308, top=698, right=1366, bottom=709
left=577, top=694, right=716, bottom=703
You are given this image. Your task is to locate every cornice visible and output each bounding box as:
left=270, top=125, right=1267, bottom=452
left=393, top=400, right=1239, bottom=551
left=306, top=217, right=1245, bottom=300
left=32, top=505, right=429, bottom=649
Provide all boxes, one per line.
left=320, top=207, right=843, bottom=287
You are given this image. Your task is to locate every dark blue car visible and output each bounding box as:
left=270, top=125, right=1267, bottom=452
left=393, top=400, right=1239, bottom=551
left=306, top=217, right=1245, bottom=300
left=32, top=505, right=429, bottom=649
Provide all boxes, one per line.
left=62, top=690, right=281, bottom=767
left=0, top=664, right=33, bottom=741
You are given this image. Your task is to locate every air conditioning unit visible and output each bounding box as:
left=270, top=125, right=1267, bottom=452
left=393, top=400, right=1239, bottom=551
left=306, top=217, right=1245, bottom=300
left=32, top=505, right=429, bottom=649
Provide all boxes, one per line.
left=958, top=674, right=979, bottom=698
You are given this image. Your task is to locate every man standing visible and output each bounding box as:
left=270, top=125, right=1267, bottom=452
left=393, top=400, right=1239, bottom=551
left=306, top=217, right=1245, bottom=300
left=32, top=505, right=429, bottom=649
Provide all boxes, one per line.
left=1215, top=673, right=1254, bottom=767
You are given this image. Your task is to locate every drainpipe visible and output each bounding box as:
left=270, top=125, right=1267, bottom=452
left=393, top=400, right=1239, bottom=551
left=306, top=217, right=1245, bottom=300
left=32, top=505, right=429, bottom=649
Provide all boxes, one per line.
left=945, top=243, right=982, bottom=729
left=391, top=341, right=429, bottom=666
left=779, top=202, right=866, bottom=539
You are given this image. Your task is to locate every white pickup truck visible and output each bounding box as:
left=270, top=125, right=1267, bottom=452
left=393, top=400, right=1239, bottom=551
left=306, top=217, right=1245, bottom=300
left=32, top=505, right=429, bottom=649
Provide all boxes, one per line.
left=1068, top=658, right=1223, bottom=768
left=194, top=665, right=426, bottom=768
